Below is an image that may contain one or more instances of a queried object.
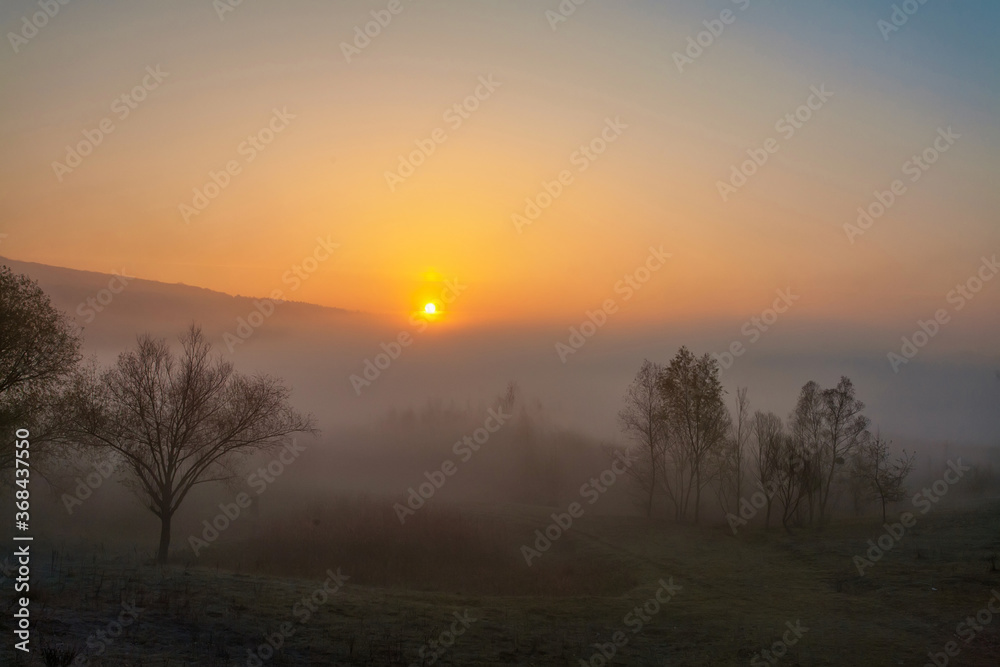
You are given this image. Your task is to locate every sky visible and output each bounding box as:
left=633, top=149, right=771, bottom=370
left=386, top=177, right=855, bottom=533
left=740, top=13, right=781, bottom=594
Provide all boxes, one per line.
left=1, top=0, right=998, bottom=345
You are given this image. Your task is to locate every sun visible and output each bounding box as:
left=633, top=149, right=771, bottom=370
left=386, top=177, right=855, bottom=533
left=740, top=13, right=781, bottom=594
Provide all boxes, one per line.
left=424, top=302, right=437, bottom=314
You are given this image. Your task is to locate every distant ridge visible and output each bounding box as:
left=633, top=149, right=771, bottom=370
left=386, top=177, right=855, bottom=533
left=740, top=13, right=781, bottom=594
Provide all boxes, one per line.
left=0, top=255, right=371, bottom=357
left=0, top=256, right=354, bottom=314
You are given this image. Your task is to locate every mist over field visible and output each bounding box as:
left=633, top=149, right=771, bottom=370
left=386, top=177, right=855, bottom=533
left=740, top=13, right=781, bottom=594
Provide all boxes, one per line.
left=4, top=227, right=1000, bottom=667
left=5, top=258, right=1000, bottom=661
left=3, top=1, right=1000, bottom=665
left=5, top=257, right=999, bottom=447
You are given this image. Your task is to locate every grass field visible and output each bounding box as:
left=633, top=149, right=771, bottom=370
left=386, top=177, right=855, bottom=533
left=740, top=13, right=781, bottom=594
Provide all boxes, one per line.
left=3, top=496, right=1000, bottom=666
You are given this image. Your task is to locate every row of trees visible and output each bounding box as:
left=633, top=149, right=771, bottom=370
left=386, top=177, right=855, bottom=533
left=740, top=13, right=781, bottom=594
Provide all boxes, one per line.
left=619, top=348, right=915, bottom=531
left=0, top=266, right=314, bottom=562
left=2, top=264, right=916, bottom=560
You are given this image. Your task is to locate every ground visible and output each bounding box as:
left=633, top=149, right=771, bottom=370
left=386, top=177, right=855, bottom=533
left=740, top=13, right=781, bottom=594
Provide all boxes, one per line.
left=2, top=498, right=999, bottom=666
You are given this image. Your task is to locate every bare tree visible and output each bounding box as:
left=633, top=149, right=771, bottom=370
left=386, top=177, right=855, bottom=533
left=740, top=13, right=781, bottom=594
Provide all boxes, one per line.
left=750, top=411, right=783, bottom=530
left=68, top=326, right=316, bottom=563
left=499, top=380, right=519, bottom=413
left=716, top=387, right=750, bottom=516
left=847, top=453, right=870, bottom=517
left=774, top=432, right=812, bottom=532
left=656, top=429, right=691, bottom=522
left=659, top=347, right=729, bottom=524
left=0, top=266, right=82, bottom=473
left=855, top=432, right=915, bottom=522
left=817, top=377, right=870, bottom=524
left=619, top=360, right=666, bottom=518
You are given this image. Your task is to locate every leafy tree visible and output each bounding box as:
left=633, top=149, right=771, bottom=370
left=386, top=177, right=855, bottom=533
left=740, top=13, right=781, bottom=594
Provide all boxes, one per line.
left=817, top=377, right=870, bottom=524
left=67, top=326, right=315, bottom=563
left=788, top=381, right=825, bottom=526
left=658, top=347, right=729, bottom=524
left=0, top=266, right=81, bottom=473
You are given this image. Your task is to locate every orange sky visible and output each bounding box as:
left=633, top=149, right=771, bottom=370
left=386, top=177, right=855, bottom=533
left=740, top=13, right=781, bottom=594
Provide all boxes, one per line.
left=1, top=0, right=998, bottom=335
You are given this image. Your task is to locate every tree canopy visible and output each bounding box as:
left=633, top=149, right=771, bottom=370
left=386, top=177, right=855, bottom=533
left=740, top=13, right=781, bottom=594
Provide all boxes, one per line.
left=0, top=266, right=82, bottom=471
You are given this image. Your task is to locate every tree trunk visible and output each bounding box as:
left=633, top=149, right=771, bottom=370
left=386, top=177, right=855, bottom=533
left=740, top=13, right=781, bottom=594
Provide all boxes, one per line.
left=157, top=512, right=172, bottom=564
left=693, top=468, right=701, bottom=524
left=819, top=470, right=832, bottom=524
left=679, top=470, right=691, bottom=522
left=647, top=455, right=655, bottom=519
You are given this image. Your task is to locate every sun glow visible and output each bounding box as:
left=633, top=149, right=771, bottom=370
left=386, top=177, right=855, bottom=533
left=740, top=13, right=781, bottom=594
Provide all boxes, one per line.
left=424, top=303, right=437, bottom=314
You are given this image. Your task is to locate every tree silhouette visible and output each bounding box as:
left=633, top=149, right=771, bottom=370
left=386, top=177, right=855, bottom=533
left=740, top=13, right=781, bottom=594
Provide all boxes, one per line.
left=716, top=386, right=750, bottom=517
left=658, top=347, right=729, bottom=524
left=789, top=381, right=825, bottom=526
left=750, top=410, right=783, bottom=530
left=68, top=325, right=315, bottom=563
left=856, top=432, right=915, bottom=522
left=619, top=360, right=666, bottom=518
left=0, top=266, right=81, bottom=473
left=817, top=377, right=870, bottom=524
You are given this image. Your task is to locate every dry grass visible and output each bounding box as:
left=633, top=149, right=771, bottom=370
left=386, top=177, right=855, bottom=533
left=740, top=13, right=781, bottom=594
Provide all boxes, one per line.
left=187, top=496, right=637, bottom=597
left=2, top=497, right=999, bottom=665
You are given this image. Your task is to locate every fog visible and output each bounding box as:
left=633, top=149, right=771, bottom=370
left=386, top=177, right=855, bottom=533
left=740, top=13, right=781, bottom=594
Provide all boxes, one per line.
left=6, top=255, right=1000, bottom=665
left=6, top=256, right=998, bottom=449
left=7, top=255, right=1000, bottom=536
